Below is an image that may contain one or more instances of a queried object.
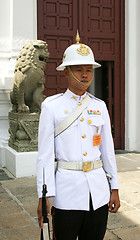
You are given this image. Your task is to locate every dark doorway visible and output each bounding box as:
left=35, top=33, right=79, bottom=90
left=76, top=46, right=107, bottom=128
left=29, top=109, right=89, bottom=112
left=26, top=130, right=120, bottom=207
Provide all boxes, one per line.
left=89, top=61, right=114, bottom=136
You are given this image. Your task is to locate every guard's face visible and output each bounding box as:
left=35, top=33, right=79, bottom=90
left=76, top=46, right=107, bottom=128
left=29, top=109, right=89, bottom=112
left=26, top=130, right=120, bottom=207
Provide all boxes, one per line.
left=64, top=65, right=93, bottom=95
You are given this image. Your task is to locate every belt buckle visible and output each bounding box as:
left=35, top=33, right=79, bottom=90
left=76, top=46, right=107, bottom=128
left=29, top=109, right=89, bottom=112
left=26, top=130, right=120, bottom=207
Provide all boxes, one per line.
left=83, top=161, right=92, bottom=172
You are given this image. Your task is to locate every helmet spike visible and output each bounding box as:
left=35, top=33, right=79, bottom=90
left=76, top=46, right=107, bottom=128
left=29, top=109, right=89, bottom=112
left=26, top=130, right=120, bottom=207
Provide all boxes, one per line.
left=76, top=30, right=80, bottom=44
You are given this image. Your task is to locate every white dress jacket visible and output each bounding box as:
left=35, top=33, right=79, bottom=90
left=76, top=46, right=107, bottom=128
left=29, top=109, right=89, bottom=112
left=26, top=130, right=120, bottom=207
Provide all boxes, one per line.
left=37, top=89, right=119, bottom=211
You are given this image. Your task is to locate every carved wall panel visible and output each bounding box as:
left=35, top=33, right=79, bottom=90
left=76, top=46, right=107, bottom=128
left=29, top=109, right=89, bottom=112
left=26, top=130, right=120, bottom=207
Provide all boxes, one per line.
left=38, top=0, right=77, bottom=96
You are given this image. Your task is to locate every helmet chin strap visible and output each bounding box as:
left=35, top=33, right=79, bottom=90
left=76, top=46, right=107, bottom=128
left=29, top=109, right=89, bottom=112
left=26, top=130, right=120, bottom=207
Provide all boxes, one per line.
left=67, top=66, right=93, bottom=86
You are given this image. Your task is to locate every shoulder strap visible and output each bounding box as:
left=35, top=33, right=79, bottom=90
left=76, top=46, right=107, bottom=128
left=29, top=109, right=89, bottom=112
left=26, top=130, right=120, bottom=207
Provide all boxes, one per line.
left=54, top=94, right=92, bottom=137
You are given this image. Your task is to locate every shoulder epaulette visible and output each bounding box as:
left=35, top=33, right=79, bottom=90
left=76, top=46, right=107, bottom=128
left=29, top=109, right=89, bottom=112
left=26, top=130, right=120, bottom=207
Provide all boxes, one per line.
left=87, top=92, right=104, bottom=103
left=43, top=93, right=63, bottom=104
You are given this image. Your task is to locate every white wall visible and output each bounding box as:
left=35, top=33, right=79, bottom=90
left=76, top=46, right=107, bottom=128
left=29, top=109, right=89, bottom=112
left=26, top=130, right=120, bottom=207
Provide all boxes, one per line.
left=0, top=0, right=37, bottom=167
left=12, top=0, right=37, bottom=50
left=0, top=0, right=11, bottom=40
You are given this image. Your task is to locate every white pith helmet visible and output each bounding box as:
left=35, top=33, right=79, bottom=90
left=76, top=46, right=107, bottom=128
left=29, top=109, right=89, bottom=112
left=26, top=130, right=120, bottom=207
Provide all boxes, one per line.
left=56, top=31, right=101, bottom=71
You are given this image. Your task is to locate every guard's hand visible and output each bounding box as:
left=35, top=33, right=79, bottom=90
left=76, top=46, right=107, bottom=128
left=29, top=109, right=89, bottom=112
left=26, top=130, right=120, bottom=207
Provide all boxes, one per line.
left=109, top=189, right=120, bottom=213
left=37, top=198, right=50, bottom=229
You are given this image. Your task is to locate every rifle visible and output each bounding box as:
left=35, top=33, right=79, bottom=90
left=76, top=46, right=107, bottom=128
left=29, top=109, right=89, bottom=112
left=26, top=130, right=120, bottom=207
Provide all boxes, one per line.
left=41, top=168, right=51, bottom=240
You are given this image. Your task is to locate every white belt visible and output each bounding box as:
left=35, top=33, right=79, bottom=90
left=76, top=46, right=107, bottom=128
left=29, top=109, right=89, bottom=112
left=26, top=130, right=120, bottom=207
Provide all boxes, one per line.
left=57, top=160, right=103, bottom=172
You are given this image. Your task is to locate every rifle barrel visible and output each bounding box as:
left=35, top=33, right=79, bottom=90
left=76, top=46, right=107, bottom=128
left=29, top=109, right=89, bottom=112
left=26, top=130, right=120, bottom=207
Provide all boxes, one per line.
left=40, top=169, right=51, bottom=240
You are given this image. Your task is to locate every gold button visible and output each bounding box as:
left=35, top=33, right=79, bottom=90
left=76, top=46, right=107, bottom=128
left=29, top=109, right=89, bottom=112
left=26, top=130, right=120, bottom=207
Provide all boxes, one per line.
left=78, top=102, right=82, bottom=106
left=80, top=117, right=84, bottom=122
left=82, top=134, right=86, bottom=138
left=83, top=152, right=87, bottom=156
left=88, top=119, right=92, bottom=124
left=64, top=109, right=69, bottom=114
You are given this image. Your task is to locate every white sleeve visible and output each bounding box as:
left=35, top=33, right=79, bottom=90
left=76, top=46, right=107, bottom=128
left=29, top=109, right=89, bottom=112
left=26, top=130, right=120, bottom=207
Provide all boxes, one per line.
left=100, top=102, right=119, bottom=190
left=36, top=102, right=55, bottom=198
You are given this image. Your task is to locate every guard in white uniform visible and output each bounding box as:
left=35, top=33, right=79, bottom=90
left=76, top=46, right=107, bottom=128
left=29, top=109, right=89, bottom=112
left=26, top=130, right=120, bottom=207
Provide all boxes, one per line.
left=37, top=32, right=120, bottom=240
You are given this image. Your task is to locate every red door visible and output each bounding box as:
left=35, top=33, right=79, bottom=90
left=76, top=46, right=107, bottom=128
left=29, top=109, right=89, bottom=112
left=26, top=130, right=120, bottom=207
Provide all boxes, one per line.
left=37, top=0, right=125, bottom=149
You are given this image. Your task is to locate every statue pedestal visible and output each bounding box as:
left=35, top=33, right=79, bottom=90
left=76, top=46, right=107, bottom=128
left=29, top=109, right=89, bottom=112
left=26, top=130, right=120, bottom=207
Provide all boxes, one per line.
left=8, top=112, right=39, bottom=152
left=5, top=146, right=37, bottom=177
left=7, top=112, right=39, bottom=177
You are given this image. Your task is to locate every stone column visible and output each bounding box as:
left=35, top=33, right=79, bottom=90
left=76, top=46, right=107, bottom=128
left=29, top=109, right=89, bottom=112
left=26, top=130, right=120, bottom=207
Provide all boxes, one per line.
left=125, top=0, right=140, bottom=151
left=136, top=0, right=140, bottom=151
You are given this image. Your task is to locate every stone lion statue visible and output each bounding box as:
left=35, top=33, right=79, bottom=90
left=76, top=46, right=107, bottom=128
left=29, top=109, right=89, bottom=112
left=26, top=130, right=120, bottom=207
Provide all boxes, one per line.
left=10, top=40, right=49, bottom=113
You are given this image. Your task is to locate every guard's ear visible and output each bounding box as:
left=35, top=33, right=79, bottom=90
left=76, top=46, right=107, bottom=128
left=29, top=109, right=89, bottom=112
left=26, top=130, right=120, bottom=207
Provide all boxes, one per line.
left=63, top=68, right=69, bottom=79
